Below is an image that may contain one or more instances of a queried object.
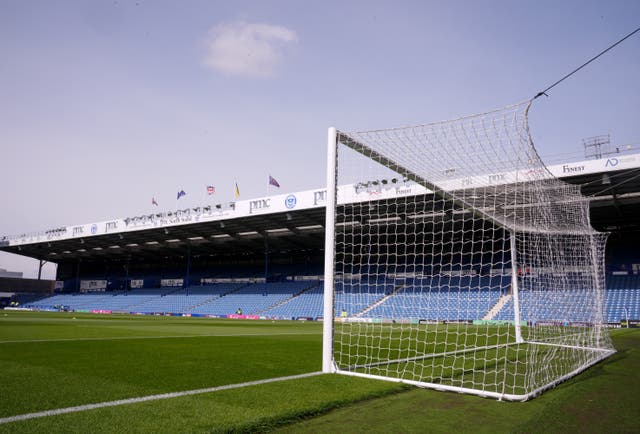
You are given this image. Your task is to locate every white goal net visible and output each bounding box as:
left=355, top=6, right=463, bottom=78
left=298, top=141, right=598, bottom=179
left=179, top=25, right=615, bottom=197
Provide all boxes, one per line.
left=322, top=100, right=615, bottom=401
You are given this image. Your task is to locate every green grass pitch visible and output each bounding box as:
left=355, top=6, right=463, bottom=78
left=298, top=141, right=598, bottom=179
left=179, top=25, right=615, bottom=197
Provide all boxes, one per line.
left=0, top=311, right=638, bottom=433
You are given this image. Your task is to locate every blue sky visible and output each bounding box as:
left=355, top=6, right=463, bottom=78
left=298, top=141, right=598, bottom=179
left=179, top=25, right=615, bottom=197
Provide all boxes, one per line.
left=1, top=0, right=639, bottom=278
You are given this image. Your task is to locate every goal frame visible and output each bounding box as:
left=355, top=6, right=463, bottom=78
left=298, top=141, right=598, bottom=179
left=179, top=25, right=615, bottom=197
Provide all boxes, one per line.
left=322, top=120, right=615, bottom=401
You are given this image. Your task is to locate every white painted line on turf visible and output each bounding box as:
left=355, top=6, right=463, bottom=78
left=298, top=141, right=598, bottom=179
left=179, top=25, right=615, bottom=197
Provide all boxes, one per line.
left=0, top=371, right=324, bottom=425
left=0, top=331, right=321, bottom=344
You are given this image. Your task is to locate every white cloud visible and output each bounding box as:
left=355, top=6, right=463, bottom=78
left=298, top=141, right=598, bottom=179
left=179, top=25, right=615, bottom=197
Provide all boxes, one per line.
left=203, top=22, right=297, bottom=78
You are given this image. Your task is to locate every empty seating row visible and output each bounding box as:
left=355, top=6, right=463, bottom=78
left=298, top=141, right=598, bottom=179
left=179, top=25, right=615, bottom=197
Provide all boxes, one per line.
left=192, top=281, right=314, bottom=315
left=20, top=276, right=640, bottom=322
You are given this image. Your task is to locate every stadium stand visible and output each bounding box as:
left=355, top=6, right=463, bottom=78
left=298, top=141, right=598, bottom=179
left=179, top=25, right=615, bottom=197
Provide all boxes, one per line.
left=23, top=281, right=322, bottom=317
left=191, top=281, right=314, bottom=316
left=2, top=153, right=640, bottom=331
left=335, top=280, right=392, bottom=317
left=20, top=270, right=640, bottom=323
left=135, top=283, right=243, bottom=314
left=605, top=274, right=640, bottom=322
left=493, top=289, right=595, bottom=323
left=363, top=275, right=508, bottom=320
left=25, top=290, right=167, bottom=312
left=263, top=283, right=323, bottom=319
left=489, top=273, right=640, bottom=324
left=10, top=293, right=47, bottom=306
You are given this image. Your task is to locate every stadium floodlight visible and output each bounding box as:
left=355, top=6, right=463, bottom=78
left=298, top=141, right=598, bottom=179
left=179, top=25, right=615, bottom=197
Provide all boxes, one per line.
left=323, top=100, right=615, bottom=401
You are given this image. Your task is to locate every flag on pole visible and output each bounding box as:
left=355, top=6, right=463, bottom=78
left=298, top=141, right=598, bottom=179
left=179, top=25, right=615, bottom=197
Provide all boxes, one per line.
left=177, top=190, right=186, bottom=200
left=234, top=182, right=240, bottom=198
left=152, top=197, right=158, bottom=206
left=207, top=185, right=215, bottom=195
left=268, top=175, right=281, bottom=188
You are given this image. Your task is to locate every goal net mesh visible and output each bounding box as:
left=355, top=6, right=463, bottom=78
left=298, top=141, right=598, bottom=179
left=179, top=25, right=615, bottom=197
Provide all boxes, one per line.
left=327, top=100, right=614, bottom=400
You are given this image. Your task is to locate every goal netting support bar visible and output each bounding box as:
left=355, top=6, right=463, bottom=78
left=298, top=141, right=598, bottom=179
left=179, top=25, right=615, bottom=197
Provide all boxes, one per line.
left=322, top=100, right=615, bottom=401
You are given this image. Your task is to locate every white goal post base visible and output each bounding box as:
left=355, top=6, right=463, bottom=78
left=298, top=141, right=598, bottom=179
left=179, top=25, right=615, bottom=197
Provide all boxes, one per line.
left=332, top=343, right=614, bottom=402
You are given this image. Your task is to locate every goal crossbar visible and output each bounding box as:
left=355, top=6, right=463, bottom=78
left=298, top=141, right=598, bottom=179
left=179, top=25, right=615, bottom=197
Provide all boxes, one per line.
left=337, top=132, right=508, bottom=230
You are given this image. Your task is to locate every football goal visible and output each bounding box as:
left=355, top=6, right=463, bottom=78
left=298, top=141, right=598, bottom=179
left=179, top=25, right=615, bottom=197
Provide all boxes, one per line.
left=322, top=100, right=615, bottom=401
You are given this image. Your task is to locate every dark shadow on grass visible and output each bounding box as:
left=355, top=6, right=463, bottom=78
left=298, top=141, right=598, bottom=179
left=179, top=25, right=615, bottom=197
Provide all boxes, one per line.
left=548, top=347, right=628, bottom=390
left=217, top=384, right=414, bottom=434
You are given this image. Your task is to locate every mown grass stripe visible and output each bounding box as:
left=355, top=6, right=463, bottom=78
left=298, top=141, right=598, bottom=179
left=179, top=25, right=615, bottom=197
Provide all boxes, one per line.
left=0, top=331, right=320, bottom=344
left=0, top=371, right=323, bottom=425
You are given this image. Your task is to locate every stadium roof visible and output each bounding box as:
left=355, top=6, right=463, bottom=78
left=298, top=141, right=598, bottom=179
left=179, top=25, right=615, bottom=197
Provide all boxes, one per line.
left=2, top=153, right=640, bottom=264
left=0, top=206, right=328, bottom=263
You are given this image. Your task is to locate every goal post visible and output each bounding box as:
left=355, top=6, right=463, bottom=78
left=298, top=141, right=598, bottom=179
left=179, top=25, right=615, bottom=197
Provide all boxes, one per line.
left=509, top=231, right=523, bottom=344
left=323, top=127, right=338, bottom=373
left=322, top=100, right=615, bottom=400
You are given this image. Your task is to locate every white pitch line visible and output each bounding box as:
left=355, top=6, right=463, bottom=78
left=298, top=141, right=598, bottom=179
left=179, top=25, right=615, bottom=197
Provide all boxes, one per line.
left=0, top=371, right=324, bottom=425
left=0, top=331, right=321, bottom=345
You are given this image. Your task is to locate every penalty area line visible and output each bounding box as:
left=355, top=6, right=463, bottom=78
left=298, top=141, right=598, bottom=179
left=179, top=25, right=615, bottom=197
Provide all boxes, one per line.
left=0, top=371, right=324, bottom=425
